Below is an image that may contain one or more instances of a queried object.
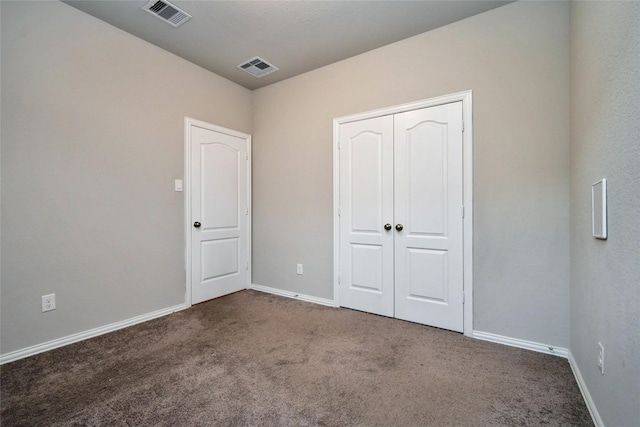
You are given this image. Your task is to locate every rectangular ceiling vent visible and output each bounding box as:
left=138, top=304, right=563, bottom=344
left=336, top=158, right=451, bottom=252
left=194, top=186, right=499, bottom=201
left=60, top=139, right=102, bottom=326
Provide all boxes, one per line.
left=142, top=0, right=192, bottom=28
left=237, top=57, right=279, bottom=78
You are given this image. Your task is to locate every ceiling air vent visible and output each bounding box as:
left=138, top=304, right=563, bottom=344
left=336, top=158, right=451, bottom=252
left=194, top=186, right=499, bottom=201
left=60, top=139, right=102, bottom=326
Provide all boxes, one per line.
left=142, top=0, right=192, bottom=28
left=237, top=57, right=279, bottom=78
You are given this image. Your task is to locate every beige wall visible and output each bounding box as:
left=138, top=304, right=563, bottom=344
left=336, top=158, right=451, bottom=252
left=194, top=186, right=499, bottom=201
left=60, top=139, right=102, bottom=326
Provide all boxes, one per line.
left=0, top=1, right=252, bottom=354
left=252, top=1, right=571, bottom=347
left=570, top=2, right=640, bottom=425
left=1, top=0, right=574, bottom=356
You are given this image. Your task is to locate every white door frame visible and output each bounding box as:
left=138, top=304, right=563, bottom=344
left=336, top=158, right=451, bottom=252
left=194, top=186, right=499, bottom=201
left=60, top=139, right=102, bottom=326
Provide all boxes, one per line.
left=184, top=117, right=252, bottom=308
left=333, top=91, right=474, bottom=336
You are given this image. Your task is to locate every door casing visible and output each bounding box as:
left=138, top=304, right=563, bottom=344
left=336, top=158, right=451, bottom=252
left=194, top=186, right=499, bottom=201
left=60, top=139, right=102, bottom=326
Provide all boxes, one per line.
left=333, top=91, right=473, bottom=336
left=184, top=117, right=252, bottom=307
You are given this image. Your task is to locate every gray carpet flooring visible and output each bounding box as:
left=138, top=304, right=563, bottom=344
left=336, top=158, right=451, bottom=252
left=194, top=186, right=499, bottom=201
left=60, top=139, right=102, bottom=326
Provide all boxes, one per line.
left=1, top=290, right=592, bottom=426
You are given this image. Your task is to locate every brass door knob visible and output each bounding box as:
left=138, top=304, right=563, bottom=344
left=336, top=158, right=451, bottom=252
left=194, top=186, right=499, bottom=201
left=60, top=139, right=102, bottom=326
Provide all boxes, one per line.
left=395, top=224, right=403, bottom=231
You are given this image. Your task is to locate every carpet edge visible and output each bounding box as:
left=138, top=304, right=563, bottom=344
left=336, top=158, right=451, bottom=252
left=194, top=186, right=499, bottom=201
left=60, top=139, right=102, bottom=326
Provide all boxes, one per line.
left=472, top=330, right=569, bottom=358
left=249, top=283, right=335, bottom=307
left=0, top=303, right=187, bottom=364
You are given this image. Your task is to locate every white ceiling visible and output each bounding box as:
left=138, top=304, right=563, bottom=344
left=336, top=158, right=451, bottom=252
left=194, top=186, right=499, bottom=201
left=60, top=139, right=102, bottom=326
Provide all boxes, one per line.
left=63, top=0, right=511, bottom=90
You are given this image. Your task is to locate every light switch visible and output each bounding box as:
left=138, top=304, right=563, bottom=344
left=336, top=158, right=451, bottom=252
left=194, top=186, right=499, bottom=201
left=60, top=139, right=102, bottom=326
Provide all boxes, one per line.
left=174, top=179, right=183, bottom=192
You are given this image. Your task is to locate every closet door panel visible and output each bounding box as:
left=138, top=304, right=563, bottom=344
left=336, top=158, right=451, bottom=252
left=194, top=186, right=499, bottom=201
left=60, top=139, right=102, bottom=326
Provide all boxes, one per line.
left=338, top=116, right=394, bottom=317
left=394, top=102, right=464, bottom=332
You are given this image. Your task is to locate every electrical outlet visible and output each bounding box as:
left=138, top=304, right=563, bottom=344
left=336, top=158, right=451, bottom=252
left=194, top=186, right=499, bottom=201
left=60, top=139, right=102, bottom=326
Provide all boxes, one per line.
left=296, top=263, right=303, bottom=275
left=597, top=342, right=605, bottom=375
left=42, top=293, right=56, bottom=312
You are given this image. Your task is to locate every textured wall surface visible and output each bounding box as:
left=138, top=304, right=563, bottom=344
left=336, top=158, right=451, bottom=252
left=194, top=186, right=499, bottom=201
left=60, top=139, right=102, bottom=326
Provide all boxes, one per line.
left=570, top=2, right=640, bottom=425
left=252, top=1, right=571, bottom=347
left=1, top=1, right=251, bottom=354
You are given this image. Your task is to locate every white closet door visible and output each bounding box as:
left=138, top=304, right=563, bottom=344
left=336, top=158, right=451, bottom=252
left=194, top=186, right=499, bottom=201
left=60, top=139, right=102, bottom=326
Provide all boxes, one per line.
left=338, top=116, right=395, bottom=317
left=337, top=101, right=464, bottom=332
left=394, top=102, right=464, bottom=332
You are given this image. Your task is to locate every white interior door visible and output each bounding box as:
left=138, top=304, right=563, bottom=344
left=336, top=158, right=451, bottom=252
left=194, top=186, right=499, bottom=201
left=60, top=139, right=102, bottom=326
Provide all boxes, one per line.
left=189, top=122, right=249, bottom=304
left=337, top=101, right=464, bottom=332
left=338, top=115, right=394, bottom=317
left=393, top=103, right=464, bottom=332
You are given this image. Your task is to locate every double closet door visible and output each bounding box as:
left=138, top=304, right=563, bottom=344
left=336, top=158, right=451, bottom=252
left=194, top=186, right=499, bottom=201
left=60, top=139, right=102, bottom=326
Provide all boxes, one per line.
left=338, top=102, right=464, bottom=332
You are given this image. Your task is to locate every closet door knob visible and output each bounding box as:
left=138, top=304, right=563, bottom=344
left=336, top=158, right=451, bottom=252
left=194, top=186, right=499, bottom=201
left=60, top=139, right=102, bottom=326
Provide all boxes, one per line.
left=193, top=222, right=201, bottom=228
left=384, top=224, right=392, bottom=231
left=395, top=224, right=403, bottom=231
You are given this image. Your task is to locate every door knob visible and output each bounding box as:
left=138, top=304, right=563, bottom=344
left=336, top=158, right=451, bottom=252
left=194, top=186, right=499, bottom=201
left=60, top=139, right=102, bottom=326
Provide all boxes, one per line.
left=395, top=224, right=403, bottom=231
left=384, top=224, right=392, bottom=231
left=193, top=221, right=201, bottom=228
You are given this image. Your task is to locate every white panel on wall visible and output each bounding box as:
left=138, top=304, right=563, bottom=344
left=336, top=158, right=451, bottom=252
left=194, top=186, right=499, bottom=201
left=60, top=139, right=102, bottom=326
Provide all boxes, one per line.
left=591, top=178, right=607, bottom=240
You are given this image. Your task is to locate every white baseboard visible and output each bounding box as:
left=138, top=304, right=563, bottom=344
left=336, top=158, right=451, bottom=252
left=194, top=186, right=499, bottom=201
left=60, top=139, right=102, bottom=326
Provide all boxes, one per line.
left=0, top=303, right=187, bottom=365
left=249, top=283, right=335, bottom=307
left=472, top=330, right=569, bottom=358
left=568, top=351, right=604, bottom=427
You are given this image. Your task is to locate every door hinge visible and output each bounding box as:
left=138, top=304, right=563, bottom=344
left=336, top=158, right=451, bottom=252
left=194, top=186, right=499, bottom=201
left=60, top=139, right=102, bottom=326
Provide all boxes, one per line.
left=246, top=153, right=249, bottom=160
left=461, top=120, right=464, bottom=132
left=246, top=208, right=249, bottom=215
left=337, top=207, right=341, bottom=217
left=337, top=141, right=341, bottom=150
left=463, top=292, right=465, bottom=304
left=338, top=274, right=340, bottom=284
left=461, top=206, right=465, bottom=218
left=246, top=262, right=249, bottom=271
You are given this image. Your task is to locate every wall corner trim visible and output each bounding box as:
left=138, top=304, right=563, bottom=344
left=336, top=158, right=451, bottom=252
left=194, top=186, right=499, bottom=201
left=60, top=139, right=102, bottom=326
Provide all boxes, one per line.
left=472, top=330, right=568, bottom=358
left=249, top=283, right=336, bottom=307
left=0, top=303, right=188, bottom=365
left=567, top=351, right=605, bottom=427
